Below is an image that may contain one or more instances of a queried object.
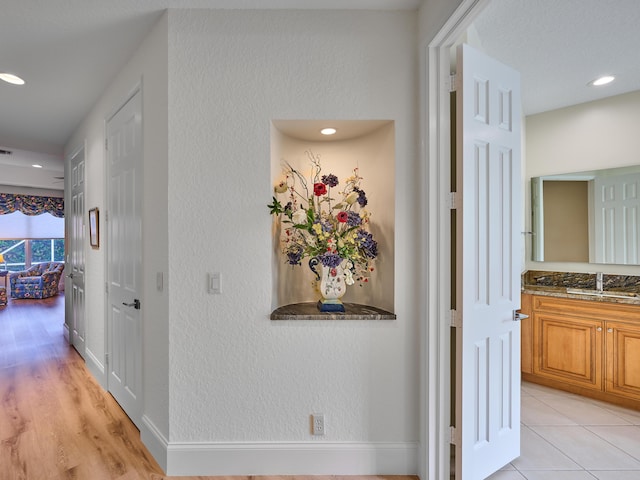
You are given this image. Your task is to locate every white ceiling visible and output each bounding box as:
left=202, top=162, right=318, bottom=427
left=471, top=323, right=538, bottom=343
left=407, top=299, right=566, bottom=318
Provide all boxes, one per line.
left=471, top=0, right=640, bottom=116
left=0, top=0, right=638, bottom=189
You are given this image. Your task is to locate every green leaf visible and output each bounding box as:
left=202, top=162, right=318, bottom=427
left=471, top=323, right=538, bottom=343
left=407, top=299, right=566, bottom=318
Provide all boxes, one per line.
left=267, top=197, right=284, bottom=215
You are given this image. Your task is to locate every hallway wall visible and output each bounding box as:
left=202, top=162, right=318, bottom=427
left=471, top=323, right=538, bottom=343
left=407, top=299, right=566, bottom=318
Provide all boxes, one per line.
left=164, top=7, right=420, bottom=474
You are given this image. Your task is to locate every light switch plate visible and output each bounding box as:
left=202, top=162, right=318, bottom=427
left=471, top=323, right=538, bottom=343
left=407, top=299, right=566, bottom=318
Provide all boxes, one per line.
left=208, top=272, right=221, bottom=294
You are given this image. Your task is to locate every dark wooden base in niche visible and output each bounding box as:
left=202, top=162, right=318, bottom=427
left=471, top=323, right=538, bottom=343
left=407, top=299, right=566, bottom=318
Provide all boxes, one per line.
left=271, top=302, right=396, bottom=320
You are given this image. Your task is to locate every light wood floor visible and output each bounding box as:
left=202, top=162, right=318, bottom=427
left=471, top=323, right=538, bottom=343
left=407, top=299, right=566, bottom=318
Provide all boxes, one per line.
left=0, top=294, right=419, bottom=480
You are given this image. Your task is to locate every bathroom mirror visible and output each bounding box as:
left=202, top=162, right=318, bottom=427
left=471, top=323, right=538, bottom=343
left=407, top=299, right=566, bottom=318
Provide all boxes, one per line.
left=531, top=165, right=640, bottom=265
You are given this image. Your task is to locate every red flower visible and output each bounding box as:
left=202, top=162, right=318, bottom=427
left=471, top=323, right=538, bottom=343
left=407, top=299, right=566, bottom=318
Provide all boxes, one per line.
left=337, top=211, right=348, bottom=223
left=313, top=183, right=327, bottom=196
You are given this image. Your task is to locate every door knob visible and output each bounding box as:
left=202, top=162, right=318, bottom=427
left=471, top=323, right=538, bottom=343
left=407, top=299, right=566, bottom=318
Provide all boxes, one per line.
left=122, top=299, right=141, bottom=310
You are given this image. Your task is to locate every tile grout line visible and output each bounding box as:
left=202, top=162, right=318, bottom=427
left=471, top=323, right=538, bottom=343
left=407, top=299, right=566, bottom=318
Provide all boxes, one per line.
left=525, top=384, right=640, bottom=475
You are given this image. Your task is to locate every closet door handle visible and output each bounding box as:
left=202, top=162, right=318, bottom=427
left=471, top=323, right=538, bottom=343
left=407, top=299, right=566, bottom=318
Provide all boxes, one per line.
left=123, top=299, right=141, bottom=310
left=596, top=327, right=602, bottom=332
left=607, top=328, right=613, bottom=333
left=513, top=312, right=529, bottom=322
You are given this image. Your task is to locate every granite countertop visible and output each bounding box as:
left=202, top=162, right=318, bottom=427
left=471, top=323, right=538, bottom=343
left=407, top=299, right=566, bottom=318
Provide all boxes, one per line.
left=271, top=302, right=396, bottom=320
left=522, top=270, right=640, bottom=305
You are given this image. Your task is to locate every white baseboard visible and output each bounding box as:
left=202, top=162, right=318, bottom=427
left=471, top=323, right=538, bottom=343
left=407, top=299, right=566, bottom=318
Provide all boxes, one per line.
left=139, top=421, right=417, bottom=477
left=141, top=415, right=169, bottom=472
left=84, top=348, right=107, bottom=389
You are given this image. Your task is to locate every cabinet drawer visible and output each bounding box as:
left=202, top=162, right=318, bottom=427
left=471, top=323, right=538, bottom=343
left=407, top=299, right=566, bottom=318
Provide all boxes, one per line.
left=532, top=295, right=640, bottom=323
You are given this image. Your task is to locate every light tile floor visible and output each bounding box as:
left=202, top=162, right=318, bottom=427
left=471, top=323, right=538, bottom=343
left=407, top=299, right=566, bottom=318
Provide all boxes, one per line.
left=487, top=382, right=640, bottom=480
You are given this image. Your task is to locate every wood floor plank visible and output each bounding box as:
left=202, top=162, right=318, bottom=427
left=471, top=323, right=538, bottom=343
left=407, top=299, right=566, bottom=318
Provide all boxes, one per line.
left=0, top=295, right=419, bottom=480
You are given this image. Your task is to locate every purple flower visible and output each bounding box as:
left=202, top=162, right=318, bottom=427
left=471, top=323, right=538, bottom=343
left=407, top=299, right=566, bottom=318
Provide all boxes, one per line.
left=286, top=246, right=304, bottom=265
left=319, top=252, right=342, bottom=268
left=319, top=219, right=333, bottom=233
left=354, top=187, right=368, bottom=207
left=322, top=174, right=339, bottom=188
left=356, top=230, right=378, bottom=259
left=346, top=211, right=362, bottom=227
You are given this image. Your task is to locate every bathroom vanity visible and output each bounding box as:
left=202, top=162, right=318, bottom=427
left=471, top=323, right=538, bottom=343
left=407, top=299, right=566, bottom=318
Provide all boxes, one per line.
left=521, top=271, right=640, bottom=410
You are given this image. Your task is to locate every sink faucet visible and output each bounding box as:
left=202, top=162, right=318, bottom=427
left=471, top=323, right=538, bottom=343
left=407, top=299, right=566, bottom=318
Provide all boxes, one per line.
left=596, top=272, right=604, bottom=292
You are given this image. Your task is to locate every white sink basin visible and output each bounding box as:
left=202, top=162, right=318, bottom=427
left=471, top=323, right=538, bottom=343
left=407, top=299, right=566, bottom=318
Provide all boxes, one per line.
left=566, top=288, right=638, bottom=299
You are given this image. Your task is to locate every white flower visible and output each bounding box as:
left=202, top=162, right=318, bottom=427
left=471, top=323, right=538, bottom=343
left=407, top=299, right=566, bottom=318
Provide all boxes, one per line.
left=292, top=209, right=307, bottom=224
left=274, top=180, right=288, bottom=194
left=344, top=268, right=355, bottom=285
left=345, top=191, right=359, bottom=205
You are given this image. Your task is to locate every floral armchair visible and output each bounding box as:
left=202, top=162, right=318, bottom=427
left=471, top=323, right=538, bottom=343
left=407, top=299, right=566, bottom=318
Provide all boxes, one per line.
left=10, top=262, right=64, bottom=299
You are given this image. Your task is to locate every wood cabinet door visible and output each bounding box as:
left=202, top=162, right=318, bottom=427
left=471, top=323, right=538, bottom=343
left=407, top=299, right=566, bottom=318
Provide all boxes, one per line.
left=533, top=312, right=603, bottom=390
left=606, top=322, right=640, bottom=401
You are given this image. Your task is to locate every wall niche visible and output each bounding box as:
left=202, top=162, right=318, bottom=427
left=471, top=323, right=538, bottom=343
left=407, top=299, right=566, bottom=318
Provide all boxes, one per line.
left=270, top=120, right=395, bottom=315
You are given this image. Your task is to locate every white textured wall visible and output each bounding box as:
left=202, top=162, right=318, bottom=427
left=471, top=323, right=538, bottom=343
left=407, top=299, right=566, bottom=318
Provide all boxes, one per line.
left=167, top=9, right=418, bottom=443
left=65, top=14, right=170, bottom=435
left=138, top=14, right=170, bottom=439
left=525, top=90, right=640, bottom=275
left=418, top=0, right=465, bottom=47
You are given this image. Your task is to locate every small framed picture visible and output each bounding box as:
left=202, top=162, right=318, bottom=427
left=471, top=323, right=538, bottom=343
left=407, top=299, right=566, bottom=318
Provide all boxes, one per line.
left=89, top=208, right=99, bottom=249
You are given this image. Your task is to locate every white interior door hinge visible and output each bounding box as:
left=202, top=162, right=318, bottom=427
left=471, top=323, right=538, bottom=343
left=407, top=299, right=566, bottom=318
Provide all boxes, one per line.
left=450, top=425, right=458, bottom=445
left=449, top=309, right=461, bottom=328
left=449, top=192, right=459, bottom=210
left=449, top=73, right=457, bottom=93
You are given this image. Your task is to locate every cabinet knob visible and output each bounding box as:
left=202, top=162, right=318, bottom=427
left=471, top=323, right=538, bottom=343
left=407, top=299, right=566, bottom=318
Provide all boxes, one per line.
left=608, top=328, right=613, bottom=333
left=597, top=327, right=602, bottom=332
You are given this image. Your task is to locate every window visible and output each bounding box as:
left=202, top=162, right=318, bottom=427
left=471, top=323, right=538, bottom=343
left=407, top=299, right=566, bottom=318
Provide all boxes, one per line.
left=0, top=239, right=64, bottom=271
left=0, top=211, right=65, bottom=271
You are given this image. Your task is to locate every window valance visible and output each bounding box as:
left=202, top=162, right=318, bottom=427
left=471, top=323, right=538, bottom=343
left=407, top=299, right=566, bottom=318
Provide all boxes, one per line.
left=0, top=193, right=64, bottom=218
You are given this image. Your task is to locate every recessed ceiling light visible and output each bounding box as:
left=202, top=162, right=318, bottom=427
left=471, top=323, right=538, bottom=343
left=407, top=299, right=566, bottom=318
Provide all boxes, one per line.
left=320, top=128, right=337, bottom=135
left=0, top=73, right=26, bottom=85
left=32, top=164, right=43, bottom=168
left=589, top=75, right=615, bottom=87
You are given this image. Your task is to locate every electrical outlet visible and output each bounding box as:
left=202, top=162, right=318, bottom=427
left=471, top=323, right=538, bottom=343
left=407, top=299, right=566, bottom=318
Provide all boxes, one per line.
left=311, top=414, right=325, bottom=436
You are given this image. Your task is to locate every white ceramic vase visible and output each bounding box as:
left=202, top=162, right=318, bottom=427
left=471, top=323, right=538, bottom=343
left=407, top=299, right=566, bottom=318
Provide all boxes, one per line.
left=309, top=258, right=348, bottom=312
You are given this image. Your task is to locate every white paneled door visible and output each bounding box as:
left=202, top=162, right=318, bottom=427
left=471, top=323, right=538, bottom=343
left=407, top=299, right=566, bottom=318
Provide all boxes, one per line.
left=594, top=173, right=640, bottom=264
left=106, top=89, right=143, bottom=428
left=68, top=147, right=86, bottom=358
left=455, top=43, right=522, bottom=480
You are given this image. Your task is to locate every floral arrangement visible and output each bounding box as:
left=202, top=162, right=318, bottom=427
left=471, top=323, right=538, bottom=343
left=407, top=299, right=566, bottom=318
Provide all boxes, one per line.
left=268, top=151, right=378, bottom=286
